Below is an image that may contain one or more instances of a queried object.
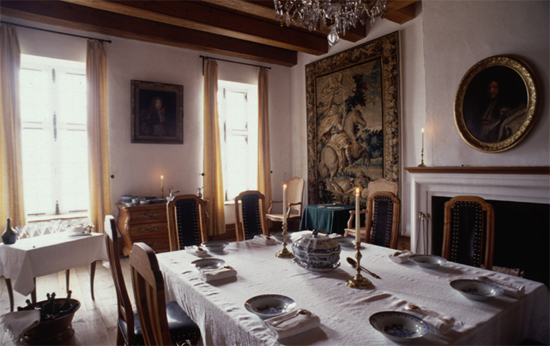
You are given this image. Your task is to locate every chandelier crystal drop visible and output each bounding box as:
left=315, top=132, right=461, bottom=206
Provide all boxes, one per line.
left=274, top=0, right=388, bottom=46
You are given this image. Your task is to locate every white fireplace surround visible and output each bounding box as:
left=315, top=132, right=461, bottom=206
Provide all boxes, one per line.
left=409, top=171, right=550, bottom=254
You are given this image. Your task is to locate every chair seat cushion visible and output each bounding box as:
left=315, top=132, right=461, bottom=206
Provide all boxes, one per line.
left=119, top=301, right=200, bottom=345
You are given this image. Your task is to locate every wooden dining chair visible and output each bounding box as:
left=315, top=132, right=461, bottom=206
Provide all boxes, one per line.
left=266, top=176, right=304, bottom=233
left=234, top=190, right=268, bottom=241
left=442, top=196, right=495, bottom=270
left=166, top=195, right=208, bottom=251
left=344, top=178, right=398, bottom=241
left=344, top=191, right=401, bottom=249
left=104, top=216, right=200, bottom=346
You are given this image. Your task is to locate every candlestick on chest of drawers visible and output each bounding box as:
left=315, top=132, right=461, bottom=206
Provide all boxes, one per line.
left=116, top=202, right=170, bottom=256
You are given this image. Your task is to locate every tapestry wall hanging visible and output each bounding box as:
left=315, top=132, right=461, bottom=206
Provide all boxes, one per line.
left=306, top=31, right=400, bottom=206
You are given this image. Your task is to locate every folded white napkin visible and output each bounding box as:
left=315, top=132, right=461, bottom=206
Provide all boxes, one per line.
left=184, top=246, right=209, bottom=257
left=1, top=310, right=41, bottom=342
left=265, top=309, right=321, bottom=340
left=199, top=266, right=237, bottom=282
left=400, top=304, right=458, bottom=335
left=475, top=275, right=525, bottom=298
left=252, top=235, right=278, bottom=245
left=389, top=250, right=413, bottom=264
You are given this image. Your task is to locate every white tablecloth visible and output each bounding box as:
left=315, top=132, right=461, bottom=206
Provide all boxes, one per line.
left=0, top=232, right=108, bottom=296
left=158, top=236, right=549, bottom=346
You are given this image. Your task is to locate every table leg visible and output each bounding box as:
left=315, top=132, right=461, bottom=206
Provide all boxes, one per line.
left=5, top=278, right=14, bottom=312
left=31, top=278, right=36, bottom=304
left=90, top=261, right=96, bottom=301
left=66, top=269, right=70, bottom=293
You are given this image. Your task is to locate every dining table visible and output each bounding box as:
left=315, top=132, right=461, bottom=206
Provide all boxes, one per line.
left=0, top=232, right=108, bottom=311
left=299, top=204, right=357, bottom=234
left=158, top=232, right=549, bottom=346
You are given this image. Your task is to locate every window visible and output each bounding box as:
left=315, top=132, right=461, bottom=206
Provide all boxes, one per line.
left=19, top=55, right=89, bottom=220
left=217, top=81, right=258, bottom=201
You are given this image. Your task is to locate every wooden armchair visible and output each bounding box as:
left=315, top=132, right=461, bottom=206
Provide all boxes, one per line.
left=234, top=190, right=268, bottom=241
left=442, top=196, right=495, bottom=270
left=266, top=176, right=304, bottom=232
left=344, top=178, right=398, bottom=240
left=166, top=195, right=208, bottom=251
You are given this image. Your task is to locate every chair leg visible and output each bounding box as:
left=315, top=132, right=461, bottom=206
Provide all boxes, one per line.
left=66, top=269, right=70, bottom=293
left=5, top=278, right=14, bottom=312
left=90, top=261, right=96, bottom=301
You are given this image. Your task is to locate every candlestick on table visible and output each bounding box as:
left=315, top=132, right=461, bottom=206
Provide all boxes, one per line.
left=161, top=175, right=164, bottom=198
left=276, top=184, right=293, bottom=258
left=346, top=187, right=373, bottom=290
left=418, top=128, right=426, bottom=167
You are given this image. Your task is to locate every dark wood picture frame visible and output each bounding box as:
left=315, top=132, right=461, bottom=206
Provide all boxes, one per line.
left=131, top=80, right=183, bottom=144
left=305, top=31, right=400, bottom=206
left=454, top=56, right=540, bottom=153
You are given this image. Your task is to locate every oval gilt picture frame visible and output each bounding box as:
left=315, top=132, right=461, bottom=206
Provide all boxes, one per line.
left=454, top=56, right=540, bottom=153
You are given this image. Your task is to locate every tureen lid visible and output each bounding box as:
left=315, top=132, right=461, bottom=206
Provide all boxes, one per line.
left=293, top=230, right=339, bottom=251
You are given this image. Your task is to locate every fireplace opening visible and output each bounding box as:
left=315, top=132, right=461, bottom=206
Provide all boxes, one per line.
left=431, top=196, right=549, bottom=288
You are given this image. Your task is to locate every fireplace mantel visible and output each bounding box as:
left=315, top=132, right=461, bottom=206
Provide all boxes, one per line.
left=406, top=166, right=550, bottom=254
left=405, top=166, right=550, bottom=175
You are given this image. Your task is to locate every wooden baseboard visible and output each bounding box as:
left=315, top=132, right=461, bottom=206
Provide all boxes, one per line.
left=397, top=235, right=410, bottom=251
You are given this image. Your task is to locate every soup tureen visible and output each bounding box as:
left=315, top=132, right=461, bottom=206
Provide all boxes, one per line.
left=292, top=230, right=341, bottom=271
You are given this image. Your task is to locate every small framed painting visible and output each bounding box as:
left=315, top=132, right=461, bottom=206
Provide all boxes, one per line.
left=131, top=80, right=183, bottom=144
left=454, top=56, right=540, bottom=152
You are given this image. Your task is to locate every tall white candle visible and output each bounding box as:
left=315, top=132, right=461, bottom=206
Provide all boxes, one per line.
left=283, top=184, right=287, bottom=225
left=355, top=187, right=360, bottom=244
left=421, top=128, right=425, bottom=152
left=161, top=175, right=164, bottom=188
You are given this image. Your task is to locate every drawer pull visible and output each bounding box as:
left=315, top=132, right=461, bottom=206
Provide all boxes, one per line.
left=137, top=225, right=162, bottom=234
left=145, top=240, right=164, bottom=248
left=136, top=211, right=162, bottom=220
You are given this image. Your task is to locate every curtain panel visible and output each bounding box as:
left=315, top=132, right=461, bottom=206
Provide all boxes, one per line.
left=257, top=67, right=272, bottom=214
left=0, top=25, right=25, bottom=227
left=203, top=59, right=225, bottom=236
left=86, top=40, right=111, bottom=233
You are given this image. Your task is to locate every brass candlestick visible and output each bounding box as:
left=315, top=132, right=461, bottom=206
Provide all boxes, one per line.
left=418, top=146, right=426, bottom=167
left=161, top=186, right=164, bottom=199
left=275, top=222, right=294, bottom=258
left=346, top=243, right=374, bottom=289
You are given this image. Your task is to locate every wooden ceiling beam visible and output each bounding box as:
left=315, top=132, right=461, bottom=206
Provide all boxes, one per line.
left=385, top=0, right=419, bottom=24
left=59, top=0, right=328, bottom=55
left=0, top=1, right=297, bottom=66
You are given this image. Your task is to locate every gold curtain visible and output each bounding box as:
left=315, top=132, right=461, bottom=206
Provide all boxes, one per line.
left=0, top=25, right=25, bottom=227
left=257, top=67, right=272, bottom=214
left=86, top=40, right=111, bottom=233
left=203, top=59, right=225, bottom=236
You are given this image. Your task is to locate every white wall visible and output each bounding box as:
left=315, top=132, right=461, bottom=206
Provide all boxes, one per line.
left=7, top=0, right=549, bottom=235
left=7, top=16, right=292, bottom=225
left=291, top=0, right=549, bottom=236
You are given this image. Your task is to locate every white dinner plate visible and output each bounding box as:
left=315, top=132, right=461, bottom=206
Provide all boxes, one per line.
left=244, top=294, right=296, bottom=319
left=333, top=237, right=354, bottom=247
left=191, top=258, right=225, bottom=271
left=450, top=279, right=504, bottom=300
left=201, top=241, right=229, bottom=252
left=409, top=254, right=447, bottom=269
left=370, top=311, right=429, bottom=342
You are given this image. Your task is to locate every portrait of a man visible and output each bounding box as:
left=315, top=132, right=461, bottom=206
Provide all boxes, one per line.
left=131, top=80, right=183, bottom=144
left=463, top=66, right=527, bottom=143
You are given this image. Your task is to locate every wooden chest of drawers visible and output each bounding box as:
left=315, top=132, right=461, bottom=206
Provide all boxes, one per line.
left=116, top=202, right=170, bottom=256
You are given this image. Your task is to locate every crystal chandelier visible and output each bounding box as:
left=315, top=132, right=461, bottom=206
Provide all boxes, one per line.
left=274, top=0, right=388, bottom=46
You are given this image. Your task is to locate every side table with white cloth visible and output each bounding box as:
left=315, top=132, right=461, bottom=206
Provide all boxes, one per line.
left=0, top=232, right=108, bottom=311
left=158, top=233, right=549, bottom=345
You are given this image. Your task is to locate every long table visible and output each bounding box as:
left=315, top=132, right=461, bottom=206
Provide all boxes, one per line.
left=0, top=232, right=108, bottom=310
left=158, top=235, right=549, bottom=345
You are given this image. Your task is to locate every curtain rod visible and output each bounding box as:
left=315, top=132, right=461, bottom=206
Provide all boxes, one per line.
left=200, top=55, right=270, bottom=75
left=1, top=21, right=112, bottom=44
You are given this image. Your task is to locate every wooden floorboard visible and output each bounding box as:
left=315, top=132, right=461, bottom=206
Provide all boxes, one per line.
left=0, top=259, right=130, bottom=346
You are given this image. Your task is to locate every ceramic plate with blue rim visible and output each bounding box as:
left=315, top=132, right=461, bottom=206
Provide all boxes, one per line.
left=333, top=237, right=354, bottom=248
left=370, top=311, right=429, bottom=342
left=201, top=241, right=229, bottom=252
left=191, top=258, right=225, bottom=271
left=409, top=254, right=447, bottom=269
left=244, top=294, right=296, bottom=319
left=450, top=279, right=504, bottom=300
